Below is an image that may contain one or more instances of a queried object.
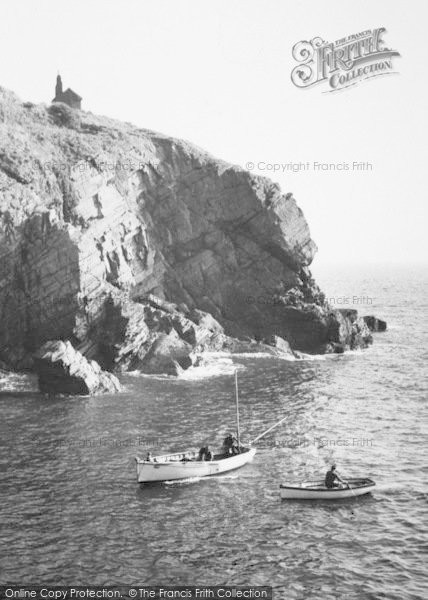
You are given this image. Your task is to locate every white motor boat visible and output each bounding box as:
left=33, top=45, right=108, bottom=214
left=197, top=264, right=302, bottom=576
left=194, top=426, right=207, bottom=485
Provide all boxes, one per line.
left=136, top=370, right=258, bottom=484
left=136, top=446, right=256, bottom=483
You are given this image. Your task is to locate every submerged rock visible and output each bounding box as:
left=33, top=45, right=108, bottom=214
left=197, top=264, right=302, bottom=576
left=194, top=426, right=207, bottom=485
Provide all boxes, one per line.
left=33, top=340, right=122, bottom=395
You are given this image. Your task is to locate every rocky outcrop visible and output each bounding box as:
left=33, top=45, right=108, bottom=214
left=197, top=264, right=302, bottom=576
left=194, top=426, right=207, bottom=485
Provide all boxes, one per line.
left=324, top=309, right=373, bottom=352
left=33, top=340, right=121, bottom=395
left=363, top=315, right=387, bottom=332
left=0, top=86, right=386, bottom=388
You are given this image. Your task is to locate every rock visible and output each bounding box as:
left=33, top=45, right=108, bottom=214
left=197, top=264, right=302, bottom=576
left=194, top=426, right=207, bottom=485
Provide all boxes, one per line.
left=321, top=342, right=345, bottom=354
left=91, top=293, right=230, bottom=374
left=350, top=317, right=373, bottom=349
left=263, top=334, right=294, bottom=355
left=325, top=310, right=373, bottom=351
left=139, top=293, right=179, bottom=314
left=222, top=335, right=296, bottom=358
left=137, top=330, right=193, bottom=375
left=0, top=359, right=10, bottom=371
left=92, top=295, right=153, bottom=371
left=0, top=86, right=385, bottom=378
left=363, top=315, right=387, bottom=332
left=33, top=340, right=122, bottom=395
left=177, top=302, right=190, bottom=315
left=337, top=308, right=358, bottom=323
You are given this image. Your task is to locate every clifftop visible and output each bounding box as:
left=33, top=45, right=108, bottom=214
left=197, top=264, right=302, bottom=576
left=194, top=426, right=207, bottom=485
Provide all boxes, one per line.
left=0, top=87, right=376, bottom=382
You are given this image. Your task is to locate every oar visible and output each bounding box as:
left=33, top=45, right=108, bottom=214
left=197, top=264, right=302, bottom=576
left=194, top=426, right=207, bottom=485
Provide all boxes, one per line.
left=339, top=477, right=359, bottom=516
left=249, top=415, right=289, bottom=446
left=345, top=480, right=359, bottom=498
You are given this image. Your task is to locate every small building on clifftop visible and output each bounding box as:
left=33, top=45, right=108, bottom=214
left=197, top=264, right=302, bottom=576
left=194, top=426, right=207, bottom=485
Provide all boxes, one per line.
left=52, top=74, right=82, bottom=109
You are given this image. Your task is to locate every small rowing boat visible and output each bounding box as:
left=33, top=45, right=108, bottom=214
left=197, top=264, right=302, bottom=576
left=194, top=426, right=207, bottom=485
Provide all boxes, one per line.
left=280, top=478, right=375, bottom=500
left=136, top=446, right=256, bottom=483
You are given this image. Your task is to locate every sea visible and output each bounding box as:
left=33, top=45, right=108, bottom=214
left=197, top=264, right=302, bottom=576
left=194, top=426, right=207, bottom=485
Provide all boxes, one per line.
left=1, top=264, right=427, bottom=599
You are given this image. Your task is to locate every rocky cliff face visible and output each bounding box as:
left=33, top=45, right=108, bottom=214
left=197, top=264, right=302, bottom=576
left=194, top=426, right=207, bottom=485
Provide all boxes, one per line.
left=0, top=87, right=375, bottom=381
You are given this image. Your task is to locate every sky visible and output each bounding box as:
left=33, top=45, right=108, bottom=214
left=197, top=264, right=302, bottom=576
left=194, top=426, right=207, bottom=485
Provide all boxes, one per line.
left=0, top=0, right=427, bottom=269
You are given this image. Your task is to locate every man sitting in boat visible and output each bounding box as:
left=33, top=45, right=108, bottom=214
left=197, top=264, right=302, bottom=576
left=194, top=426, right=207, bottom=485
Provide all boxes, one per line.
left=325, top=464, right=346, bottom=489
left=223, top=433, right=239, bottom=456
left=198, top=445, right=213, bottom=461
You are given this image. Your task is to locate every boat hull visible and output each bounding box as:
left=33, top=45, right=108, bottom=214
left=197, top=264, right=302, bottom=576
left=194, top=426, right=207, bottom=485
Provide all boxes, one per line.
left=136, top=447, right=256, bottom=483
left=280, top=478, right=375, bottom=500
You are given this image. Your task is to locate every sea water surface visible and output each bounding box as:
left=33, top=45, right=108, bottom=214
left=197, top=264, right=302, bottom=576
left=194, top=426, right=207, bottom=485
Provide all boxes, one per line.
left=1, top=265, right=427, bottom=599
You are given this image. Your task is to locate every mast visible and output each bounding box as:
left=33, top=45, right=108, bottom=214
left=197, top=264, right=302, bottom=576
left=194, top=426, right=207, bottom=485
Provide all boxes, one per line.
left=235, top=369, right=241, bottom=449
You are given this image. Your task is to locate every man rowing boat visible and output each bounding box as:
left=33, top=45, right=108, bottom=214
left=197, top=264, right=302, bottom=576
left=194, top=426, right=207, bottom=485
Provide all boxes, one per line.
left=325, top=464, right=348, bottom=489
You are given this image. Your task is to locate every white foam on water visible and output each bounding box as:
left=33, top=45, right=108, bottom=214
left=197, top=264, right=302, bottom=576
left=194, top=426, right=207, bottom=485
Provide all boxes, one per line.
left=126, top=371, right=176, bottom=381
left=295, top=352, right=328, bottom=361
left=126, top=347, right=342, bottom=383
left=163, top=473, right=240, bottom=485
left=178, top=356, right=240, bottom=380
left=199, top=350, right=331, bottom=363
left=230, top=351, right=297, bottom=360
left=163, top=476, right=203, bottom=485
left=339, top=347, right=369, bottom=358
left=210, top=474, right=240, bottom=481
left=0, top=371, right=38, bottom=393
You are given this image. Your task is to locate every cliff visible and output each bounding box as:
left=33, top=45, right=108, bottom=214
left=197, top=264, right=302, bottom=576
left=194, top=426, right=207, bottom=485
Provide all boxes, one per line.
left=0, top=87, right=376, bottom=383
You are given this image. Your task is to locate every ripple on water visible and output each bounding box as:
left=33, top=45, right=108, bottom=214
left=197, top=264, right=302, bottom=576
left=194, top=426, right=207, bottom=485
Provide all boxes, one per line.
left=1, top=268, right=427, bottom=596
